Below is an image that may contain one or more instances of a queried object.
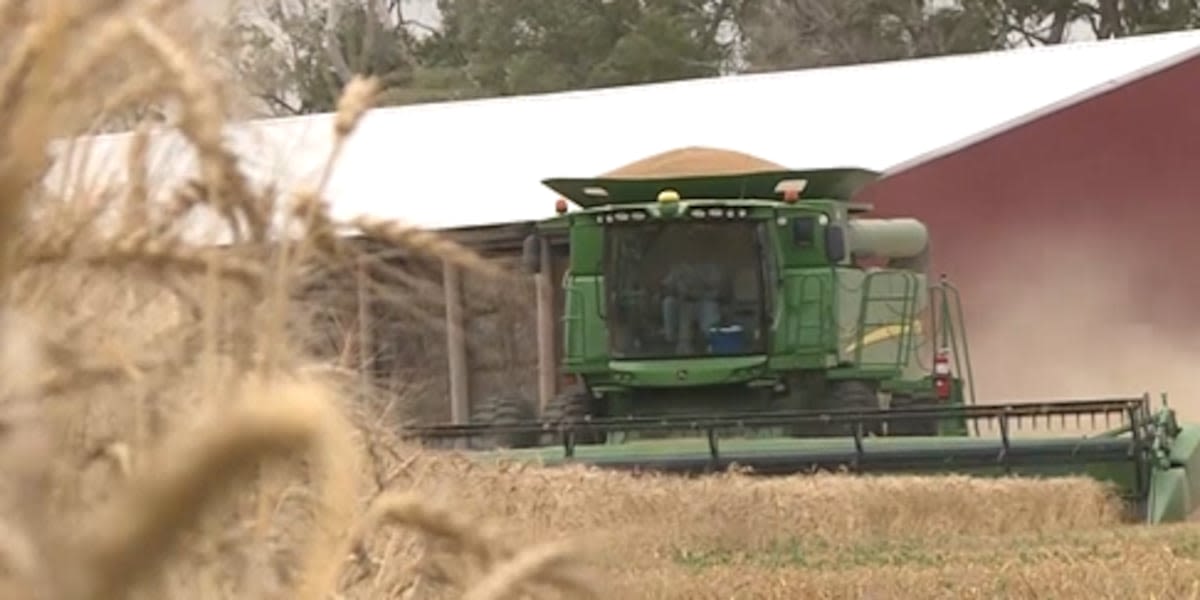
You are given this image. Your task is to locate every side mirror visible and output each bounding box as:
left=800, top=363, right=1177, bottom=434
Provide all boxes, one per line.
left=824, top=225, right=846, bottom=264
left=521, top=233, right=542, bottom=274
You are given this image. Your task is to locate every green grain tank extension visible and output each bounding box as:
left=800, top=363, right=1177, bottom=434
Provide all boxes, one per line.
left=404, top=167, right=1200, bottom=525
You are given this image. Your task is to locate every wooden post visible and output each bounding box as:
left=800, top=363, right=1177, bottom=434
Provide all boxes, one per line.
left=443, top=260, right=470, bottom=428
left=535, top=237, right=556, bottom=413
left=355, top=255, right=372, bottom=392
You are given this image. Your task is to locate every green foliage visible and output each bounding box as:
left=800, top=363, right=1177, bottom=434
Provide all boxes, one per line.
left=737, top=0, right=1007, bottom=72
left=233, top=0, right=742, bottom=114
left=421, top=0, right=741, bottom=96
left=230, top=0, right=1200, bottom=116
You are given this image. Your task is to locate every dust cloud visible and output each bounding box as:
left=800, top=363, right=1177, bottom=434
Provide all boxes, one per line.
left=959, top=227, right=1200, bottom=422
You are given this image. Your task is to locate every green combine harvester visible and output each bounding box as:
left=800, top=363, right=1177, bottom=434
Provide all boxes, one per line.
left=404, top=163, right=1200, bottom=524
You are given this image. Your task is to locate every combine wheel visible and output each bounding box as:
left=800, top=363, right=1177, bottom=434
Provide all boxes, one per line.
left=474, top=394, right=540, bottom=450
left=542, top=391, right=605, bottom=445
left=886, top=394, right=939, bottom=436
left=779, top=374, right=827, bottom=438
left=828, top=380, right=884, bottom=437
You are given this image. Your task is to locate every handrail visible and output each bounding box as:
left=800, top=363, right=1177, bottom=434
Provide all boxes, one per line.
left=929, top=276, right=979, bottom=435
left=940, top=276, right=978, bottom=409
left=853, top=270, right=920, bottom=369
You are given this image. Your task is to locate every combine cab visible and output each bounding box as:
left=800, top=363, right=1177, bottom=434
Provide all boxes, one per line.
left=403, top=161, right=1200, bottom=524
left=528, top=168, right=973, bottom=435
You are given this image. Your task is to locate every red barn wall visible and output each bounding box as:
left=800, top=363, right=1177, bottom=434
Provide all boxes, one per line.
left=859, top=54, right=1200, bottom=417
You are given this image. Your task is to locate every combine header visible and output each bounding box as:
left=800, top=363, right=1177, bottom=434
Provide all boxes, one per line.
left=402, top=149, right=1200, bottom=524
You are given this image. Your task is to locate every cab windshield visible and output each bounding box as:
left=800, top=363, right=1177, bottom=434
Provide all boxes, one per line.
left=603, top=220, right=771, bottom=359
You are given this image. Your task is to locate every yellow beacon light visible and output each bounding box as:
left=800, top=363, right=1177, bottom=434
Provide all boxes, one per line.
left=657, top=189, right=681, bottom=216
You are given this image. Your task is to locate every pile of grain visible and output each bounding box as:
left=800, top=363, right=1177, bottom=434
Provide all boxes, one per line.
left=600, top=146, right=787, bottom=178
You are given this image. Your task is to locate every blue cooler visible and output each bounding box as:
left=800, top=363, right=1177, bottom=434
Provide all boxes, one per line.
left=707, top=325, right=746, bottom=355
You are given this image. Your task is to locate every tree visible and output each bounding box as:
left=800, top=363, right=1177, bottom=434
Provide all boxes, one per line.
left=970, top=0, right=1082, bottom=45
left=228, top=0, right=457, bottom=116
left=229, top=0, right=1200, bottom=117
left=737, top=0, right=1007, bottom=73
left=419, top=0, right=746, bottom=96
left=976, top=0, right=1200, bottom=42
left=231, top=0, right=747, bottom=115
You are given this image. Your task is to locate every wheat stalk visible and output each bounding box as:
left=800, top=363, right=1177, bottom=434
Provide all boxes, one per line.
left=0, top=3, right=599, bottom=600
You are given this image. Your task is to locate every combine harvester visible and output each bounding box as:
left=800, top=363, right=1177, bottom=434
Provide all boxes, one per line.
left=403, top=148, right=1200, bottom=524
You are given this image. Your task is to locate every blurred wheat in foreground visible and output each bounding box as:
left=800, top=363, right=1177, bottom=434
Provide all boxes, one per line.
left=0, top=2, right=1196, bottom=600
left=0, top=1, right=595, bottom=599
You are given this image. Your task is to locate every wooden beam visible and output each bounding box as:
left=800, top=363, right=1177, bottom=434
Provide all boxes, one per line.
left=443, top=260, right=470, bottom=428
left=355, top=255, right=372, bottom=391
left=535, top=237, right=556, bottom=413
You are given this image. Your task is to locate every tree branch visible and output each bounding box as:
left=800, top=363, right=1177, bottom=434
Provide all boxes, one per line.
left=359, top=0, right=383, bottom=73
left=324, top=0, right=353, bottom=81
left=260, top=91, right=302, bottom=116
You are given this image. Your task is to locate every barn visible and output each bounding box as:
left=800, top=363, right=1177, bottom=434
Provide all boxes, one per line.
left=44, top=29, right=1200, bottom=423
left=858, top=35, right=1200, bottom=412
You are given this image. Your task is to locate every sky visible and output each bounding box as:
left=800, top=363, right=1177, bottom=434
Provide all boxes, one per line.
left=399, top=0, right=441, bottom=30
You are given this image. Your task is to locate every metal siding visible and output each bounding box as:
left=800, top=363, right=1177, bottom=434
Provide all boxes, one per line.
left=858, top=55, right=1200, bottom=408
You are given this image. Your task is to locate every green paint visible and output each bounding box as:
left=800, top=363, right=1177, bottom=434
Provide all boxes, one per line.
left=543, top=169, right=881, bottom=209
left=532, top=167, right=970, bottom=425
left=600, top=356, right=768, bottom=387
left=480, top=435, right=1128, bottom=467
left=1149, top=419, right=1200, bottom=523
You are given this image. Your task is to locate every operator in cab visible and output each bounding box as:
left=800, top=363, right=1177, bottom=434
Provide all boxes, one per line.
left=660, top=261, right=729, bottom=355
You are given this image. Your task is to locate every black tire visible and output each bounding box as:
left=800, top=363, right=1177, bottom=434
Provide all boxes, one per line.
left=778, top=373, right=827, bottom=438
left=885, top=394, right=940, bottom=436
left=542, top=390, right=605, bottom=445
left=828, top=379, right=883, bottom=437
left=474, top=394, right=540, bottom=449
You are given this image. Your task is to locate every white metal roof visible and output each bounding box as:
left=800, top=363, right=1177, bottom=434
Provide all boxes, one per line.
left=43, top=29, right=1200, bottom=234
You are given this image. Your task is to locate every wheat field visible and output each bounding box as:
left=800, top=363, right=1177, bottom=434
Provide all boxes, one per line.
left=0, top=1, right=1198, bottom=599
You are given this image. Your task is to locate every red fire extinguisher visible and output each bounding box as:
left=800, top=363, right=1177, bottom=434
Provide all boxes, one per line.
left=933, top=348, right=952, bottom=400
